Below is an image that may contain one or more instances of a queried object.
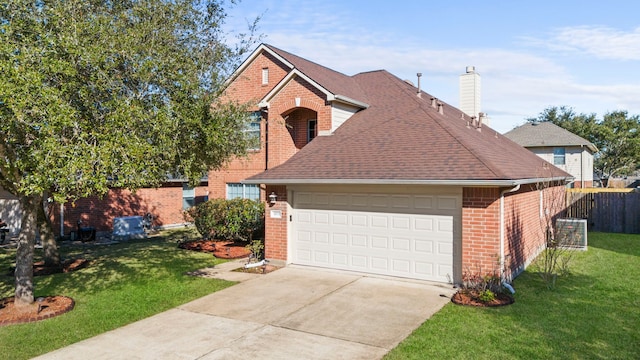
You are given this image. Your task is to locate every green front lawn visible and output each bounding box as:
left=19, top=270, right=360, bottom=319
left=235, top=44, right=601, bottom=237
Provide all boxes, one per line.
left=386, top=232, right=640, bottom=359
left=0, top=228, right=234, bottom=360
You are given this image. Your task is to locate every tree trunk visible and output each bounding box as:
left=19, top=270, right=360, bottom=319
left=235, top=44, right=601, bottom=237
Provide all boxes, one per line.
left=38, top=199, right=60, bottom=267
left=14, top=194, right=39, bottom=307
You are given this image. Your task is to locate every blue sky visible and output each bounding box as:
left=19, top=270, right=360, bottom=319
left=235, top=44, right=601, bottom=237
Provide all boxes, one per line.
left=223, top=0, right=640, bottom=133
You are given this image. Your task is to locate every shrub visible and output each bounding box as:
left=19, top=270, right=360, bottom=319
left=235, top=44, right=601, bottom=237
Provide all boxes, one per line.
left=245, top=238, right=264, bottom=261
left=459, top=264, right=506, bottom=303
left=184, top=198, right=265, bottom=242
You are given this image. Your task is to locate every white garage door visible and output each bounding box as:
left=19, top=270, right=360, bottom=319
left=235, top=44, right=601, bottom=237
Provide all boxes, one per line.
left=291, top=191, right=458, bottom=282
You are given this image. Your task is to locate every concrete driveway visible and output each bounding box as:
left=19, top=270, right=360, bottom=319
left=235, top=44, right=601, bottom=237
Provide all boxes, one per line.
left=34, top=266, right=455, bottom=360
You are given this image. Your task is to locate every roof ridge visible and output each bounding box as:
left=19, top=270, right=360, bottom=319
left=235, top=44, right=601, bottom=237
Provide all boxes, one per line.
left=377, top=72, right=506, bottom=179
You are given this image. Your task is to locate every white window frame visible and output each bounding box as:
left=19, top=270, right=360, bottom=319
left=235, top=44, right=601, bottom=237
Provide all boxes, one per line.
left=245, top=111, right=261, bottom=150
left=261, top=68, right=269, bottom=85
left=226, top=183, right=260, bottom=201
left=553, top=147, right=566, bottom=165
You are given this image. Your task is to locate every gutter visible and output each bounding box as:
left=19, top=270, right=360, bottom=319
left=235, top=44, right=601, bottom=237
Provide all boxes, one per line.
left=500, top=184, right=520, bottom=281
left=243, top=177, right=572, bottom=186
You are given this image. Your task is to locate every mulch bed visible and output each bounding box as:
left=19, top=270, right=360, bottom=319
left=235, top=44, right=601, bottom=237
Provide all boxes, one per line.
left=451, top=290, right=514, bottom=307
left=1, top=258, right=88, bottom=325
left=0, top=296, right=75, bottom=327
left=178, top=240, right=251, bottom=259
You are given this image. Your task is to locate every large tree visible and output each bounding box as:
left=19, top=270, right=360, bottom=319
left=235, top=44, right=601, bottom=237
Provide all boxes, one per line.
left=0, top=0, right=260, bottom=306
left=527, top=106, right=640, bottom=183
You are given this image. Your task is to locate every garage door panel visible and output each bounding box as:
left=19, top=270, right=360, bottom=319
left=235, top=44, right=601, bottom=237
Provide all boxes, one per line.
left=351, top=255, right=367, bottom=268
left=393, top=259, right=411, bottom=273
left=351, top=214, right=368, bottom=227
left=332, top=213, right=348, bottom=225
left=292, top=191, right=456, bottom=282
left=371, top=215, right=388, bottom=228
left=332, top=253, right=348, bottom=266
left=371, top=257, right=388, bottom=271
left=415, top=239, right=434, bottom=253
left=332, top=233, right=348, bottom=245
left=392, top=216, right=411, bottom=230
left=314, top=251, right=330, bottom=263
left=314, top=232, right=330, bottom=244
left=415, top=262, right=433, bottom=276
left=391, top=237, right=410, bottom=251
left=352, top=234, right=368, bottom=247
left=438, top=241, right=453, bottom=255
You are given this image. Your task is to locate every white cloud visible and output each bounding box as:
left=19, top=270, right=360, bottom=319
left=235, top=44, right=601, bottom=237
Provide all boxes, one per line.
left=523, top=26, right=640, bottom=61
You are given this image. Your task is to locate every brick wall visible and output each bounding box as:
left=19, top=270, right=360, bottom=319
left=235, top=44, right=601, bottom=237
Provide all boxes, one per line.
left=463, top=184, right=567, bottom=280
left=52, top=184, right=209, bottom=236
left=462, top=188, right=501, bottom=273
left=264, top=185, right=288, bottom=261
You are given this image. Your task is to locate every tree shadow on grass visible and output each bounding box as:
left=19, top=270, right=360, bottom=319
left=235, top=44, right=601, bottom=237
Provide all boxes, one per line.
left=0, top=228, right=225, bottom=299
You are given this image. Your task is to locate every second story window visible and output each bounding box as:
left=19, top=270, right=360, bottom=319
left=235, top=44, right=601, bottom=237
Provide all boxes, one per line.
left=553, top=147, right=566, bottom=165
left=308, top=119, right=317, bottom=142
left=262, top=68, right=269, bottom=85
left=245, top=111, right=261, bottom=150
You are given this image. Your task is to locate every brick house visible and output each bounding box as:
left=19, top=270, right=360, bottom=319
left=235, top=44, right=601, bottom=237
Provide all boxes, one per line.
left=43, top=44, right=570, bottom=284
left=235, top=44, right=571, bottom=283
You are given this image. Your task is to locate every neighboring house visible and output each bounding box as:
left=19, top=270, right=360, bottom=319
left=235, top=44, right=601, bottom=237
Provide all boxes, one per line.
left=504, top=121, right=597, bottom=188
left=236, top=44, right=571, bottom=283
left=0, top=187, right=22, bottom=237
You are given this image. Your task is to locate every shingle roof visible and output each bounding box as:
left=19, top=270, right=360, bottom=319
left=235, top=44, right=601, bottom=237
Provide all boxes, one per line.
left=264, top=44, right=368, bottom=105
left=246, top=64, right=571, bottom=185
left=504, top=121, right=597, bottom=152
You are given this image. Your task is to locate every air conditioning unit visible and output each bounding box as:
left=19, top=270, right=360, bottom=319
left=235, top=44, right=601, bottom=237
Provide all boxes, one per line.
left=555, top=218, right=588, bottom=250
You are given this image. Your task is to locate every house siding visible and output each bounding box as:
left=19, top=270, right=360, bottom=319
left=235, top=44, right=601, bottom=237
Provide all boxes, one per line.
left=331, top=102, right=360, bottom=132
left=531, top=146, right=593, bottom=188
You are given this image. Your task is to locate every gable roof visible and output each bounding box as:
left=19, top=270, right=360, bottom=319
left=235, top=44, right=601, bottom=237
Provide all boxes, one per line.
left=504, top=121, right=598, bottom=153
left=229, top=44, right=369, bottom=109
left=245, top=59, right=571, bottom=186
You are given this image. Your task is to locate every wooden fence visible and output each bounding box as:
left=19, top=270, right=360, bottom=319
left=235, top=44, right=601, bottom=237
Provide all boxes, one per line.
left=566, top=189, right=640, bottom=234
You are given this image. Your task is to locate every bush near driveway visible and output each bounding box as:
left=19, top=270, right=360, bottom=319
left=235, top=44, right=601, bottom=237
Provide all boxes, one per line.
left=385, top=232, right=640, bottom=360
left=185, top=198, right=264, bottom=242
left=0, top=228, right=234, bottom=360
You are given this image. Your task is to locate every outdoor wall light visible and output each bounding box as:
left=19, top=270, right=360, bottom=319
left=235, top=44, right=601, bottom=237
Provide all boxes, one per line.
left=268, top=192, right=278, bottom=205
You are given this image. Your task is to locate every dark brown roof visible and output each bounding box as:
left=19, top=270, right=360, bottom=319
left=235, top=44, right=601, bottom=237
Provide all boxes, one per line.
left=264, top=44, right=368, bottom=104
left=504, top=121, right=598, bottom=152
left=246, top=52, right=571, bottom=186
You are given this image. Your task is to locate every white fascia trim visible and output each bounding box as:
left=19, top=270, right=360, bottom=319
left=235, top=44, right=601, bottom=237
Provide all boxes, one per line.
left=225, top=44, right=294, bottom=87
left=243, top=177, right=573, bottom=186
left=330, top=94, right=369, bottom=109
left=259, top=70, right=332, bottom=108
left=258, top=70, right=369, bottom=110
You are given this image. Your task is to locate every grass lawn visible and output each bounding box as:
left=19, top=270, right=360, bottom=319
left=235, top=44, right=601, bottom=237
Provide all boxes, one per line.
left=0, top=228, right=235, bottom=360
left=386, top=232, right=640, bottom=360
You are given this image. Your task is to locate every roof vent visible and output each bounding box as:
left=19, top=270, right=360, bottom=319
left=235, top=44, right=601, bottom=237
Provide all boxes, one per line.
left=416, top=73, right=422, bottom=97
left=466, top=65, right=475, bottom=73
left=430, top=97, right=437, bottom=108
left=437, top=102, right=444, bottom=115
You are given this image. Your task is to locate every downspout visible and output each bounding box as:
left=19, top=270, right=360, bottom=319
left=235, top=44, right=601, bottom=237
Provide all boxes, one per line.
left=580, top=145, right=584, bottom=188
left=264, top=109, right=269, bottom=171
left=500, top=184, right=520, bottom=281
